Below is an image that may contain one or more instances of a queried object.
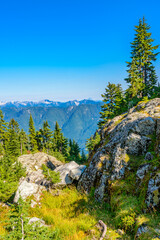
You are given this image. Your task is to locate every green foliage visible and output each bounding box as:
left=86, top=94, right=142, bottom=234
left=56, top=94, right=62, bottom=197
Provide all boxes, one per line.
left=0, top=102, right=102, bottom=151
left=6, top=119, right=20, bottom=157
left=98, top=82, right=125, bottom=127
left=29, top=114, right=38, bottom=152
left=42, top=164, right=60, bottom=184
left=125, top=17, right=159, bottom=98
left=68, top=139, right=81, bottom=163
left=86, top=132, right=101, bottom=153
left=0, top=109, right=7, bottom=151
left=19, top=129, right=28, bottom=155
left=49, top=150, right=67, bottom=163
left=36, top=121, right=53, bottom=152
left=80, top=150, right=87, bottom=164
left=52, top=121, right=68, bottom=156
left=0, top=143, right=4, bottom=155
left=0, top=155, right=25, bottom=202
left=4, top=198, right=56, bottom=239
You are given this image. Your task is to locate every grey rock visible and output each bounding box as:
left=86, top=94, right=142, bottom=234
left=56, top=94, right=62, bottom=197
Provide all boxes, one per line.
left=28, top=217, right=46, bottom=227
left=68, top=165, right=86, bottom=181
left=55, top=161, right=80, bottom=185
left=146, top=172, right=160, bottom=208
left=135, top=225, right=149, bottom=238
left=14, top=179, right=45, bottom=203
left=125, top=133, right=151, bottom=155
left=136, top=163, right=150, bottom=180
left=137, top=117, right=155, bottom=136
left=145, top=152, right=153, bottom=161
left=94, top=174, right=108, bottom=201
left=18, top=152, right=63, bottom=175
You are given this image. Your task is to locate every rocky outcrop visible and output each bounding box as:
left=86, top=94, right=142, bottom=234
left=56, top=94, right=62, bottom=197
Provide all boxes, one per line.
left=18, top=152, right=63, bottom=176
left=15, top=152, right=86, bottom=202
left=78, top=98, right=160, bottom=202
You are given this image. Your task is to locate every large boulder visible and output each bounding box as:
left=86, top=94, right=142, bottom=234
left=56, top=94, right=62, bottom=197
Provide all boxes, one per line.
left=18, top=152, right=63, bottom=174
left=55, top=161, right=86, bottom=185
left=68, top=165, right=86, bottom=181
left=14, top=179, right=45, bottom=203
left=18, top=152, right=64, bottom=186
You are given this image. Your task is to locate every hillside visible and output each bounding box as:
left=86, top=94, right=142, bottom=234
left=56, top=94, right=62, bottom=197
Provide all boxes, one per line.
left=0, top=100, right=102, bottom=150
left=0, top=98, right=160, bottom=239
left=78, top=98, right=160, bottom=238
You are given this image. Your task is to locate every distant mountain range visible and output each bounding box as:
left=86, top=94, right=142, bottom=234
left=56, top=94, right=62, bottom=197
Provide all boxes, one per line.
left=0, top=99, right=101, bottom=108
left=0, top=99, right=102, bottom=150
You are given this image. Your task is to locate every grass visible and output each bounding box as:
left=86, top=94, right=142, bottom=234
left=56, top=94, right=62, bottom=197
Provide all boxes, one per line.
left=0, top=204, right=8, bottom=238
left=29, top=186, right=128, bottom=240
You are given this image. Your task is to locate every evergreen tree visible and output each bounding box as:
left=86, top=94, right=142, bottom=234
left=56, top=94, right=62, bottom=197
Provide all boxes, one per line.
left=125, top=17, right=159, bottom=98
left=68, top=139, right=81, bottom=162
left=80, top=150, right=87, bottom=163
left=125, top=57, right=144, bottom=98
left=35, top=129, right=43, bottom=151
left=52, top=121, right=68, bottom=155
left=19, top=129, right=28, bottom=155
left=42, top=121, right=53, bottom=152
left=98, top=82, right=124, bottom=127
left=0, top=109, right=7, bottom=154
left=28, top=114, right=38, bottom=152
left=6, top=119, right=20, bottom=157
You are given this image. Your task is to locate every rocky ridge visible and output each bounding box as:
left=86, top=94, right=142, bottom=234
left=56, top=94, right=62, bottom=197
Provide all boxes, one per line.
left=78, top=98, right=160, bottom=202
left=77, top=98, right=160, bottom=238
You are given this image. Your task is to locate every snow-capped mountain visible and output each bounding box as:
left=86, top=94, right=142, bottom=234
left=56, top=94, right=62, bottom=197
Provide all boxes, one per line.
left=0, top=99, right=101, bottom=108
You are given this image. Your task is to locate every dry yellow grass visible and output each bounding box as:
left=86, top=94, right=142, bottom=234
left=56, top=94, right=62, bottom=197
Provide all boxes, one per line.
left=0, top=204, right=9, bottom=237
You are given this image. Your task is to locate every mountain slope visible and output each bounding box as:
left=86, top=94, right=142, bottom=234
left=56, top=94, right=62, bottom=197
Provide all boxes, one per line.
left=1, top=100, right=102, bottom=150
left=78, top=98, right=160, bottom=238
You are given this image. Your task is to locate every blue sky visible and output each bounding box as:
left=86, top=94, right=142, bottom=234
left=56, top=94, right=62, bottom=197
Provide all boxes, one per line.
left=0, top=0, right=160, bottom=101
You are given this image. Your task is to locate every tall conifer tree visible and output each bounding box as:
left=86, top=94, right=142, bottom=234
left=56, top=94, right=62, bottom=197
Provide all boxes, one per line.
left=125, top=17, right=159, bottom=98
left=28, top=114, right=37, bottom=152
left=42, top=120, right=53, bottom=152
left=19, top=129, right=28, bottom=154
left=52, top=121, right=68, bottom=155
left=98, top=82, right=124, bottom=127
left=0, top=109, right=7, bottom=154
left=6, top=119, right=20, bottom=157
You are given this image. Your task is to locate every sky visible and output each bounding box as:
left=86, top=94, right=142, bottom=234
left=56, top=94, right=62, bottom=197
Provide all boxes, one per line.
left=0, top=0, right=160, bottom=102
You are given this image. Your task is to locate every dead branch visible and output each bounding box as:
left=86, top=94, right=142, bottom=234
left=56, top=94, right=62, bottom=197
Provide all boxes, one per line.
left=99, top=220, right=107, bottom=240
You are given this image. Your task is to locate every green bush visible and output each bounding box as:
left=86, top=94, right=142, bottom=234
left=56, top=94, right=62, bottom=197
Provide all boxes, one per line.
left=86, top=132, right=101, bottom=153
left=49, top=150, right=67, bottom=163
left=42, top=164, right=60, bottom=184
